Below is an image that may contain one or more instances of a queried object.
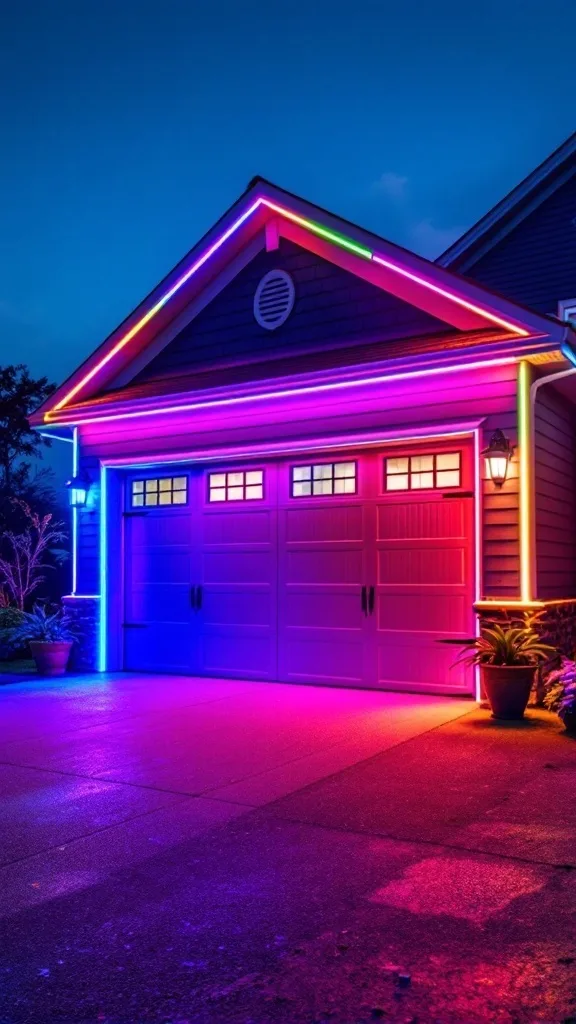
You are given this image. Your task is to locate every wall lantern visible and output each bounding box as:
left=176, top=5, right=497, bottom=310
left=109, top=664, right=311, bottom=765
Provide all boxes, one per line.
left=66, top=472, right=91, bottom=508
left=482, top=429, right=513, bottom=487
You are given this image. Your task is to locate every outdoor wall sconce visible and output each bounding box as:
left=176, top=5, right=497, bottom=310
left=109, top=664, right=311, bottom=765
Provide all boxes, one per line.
left=482, top=429, right=513, bottom=487
left=66, top=472, right=91, bottom=508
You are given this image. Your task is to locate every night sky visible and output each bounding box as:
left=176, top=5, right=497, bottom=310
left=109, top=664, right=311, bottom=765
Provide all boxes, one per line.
left=2, top=0, right=575, bottom=387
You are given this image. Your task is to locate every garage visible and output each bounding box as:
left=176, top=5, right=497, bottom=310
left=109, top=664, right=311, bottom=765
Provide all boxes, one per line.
left=123, top=441, right=475, bottom=695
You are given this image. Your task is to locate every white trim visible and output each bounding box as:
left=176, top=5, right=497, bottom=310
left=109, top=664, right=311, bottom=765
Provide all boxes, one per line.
left=558, top=298, right=576, bottom=323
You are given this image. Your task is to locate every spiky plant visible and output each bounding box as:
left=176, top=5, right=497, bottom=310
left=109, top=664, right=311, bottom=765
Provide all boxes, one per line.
left=9, top=604, right=79, bottom=646
left=443, top=612, right=556, bottom=668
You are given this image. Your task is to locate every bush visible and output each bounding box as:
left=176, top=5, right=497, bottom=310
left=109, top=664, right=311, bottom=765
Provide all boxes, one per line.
left=0, top=607, right=25, bottom=660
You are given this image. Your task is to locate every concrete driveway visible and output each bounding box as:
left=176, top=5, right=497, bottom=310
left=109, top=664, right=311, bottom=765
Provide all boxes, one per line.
left=1, top=673, right=575, bottom=1024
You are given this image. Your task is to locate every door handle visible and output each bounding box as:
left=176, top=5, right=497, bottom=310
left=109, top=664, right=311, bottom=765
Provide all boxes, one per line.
left=190, top=584, right=197, bottom=610
left=361, top=585, right=367, bottom=616
left=368, top=585, right=375, bottom=616
left=196, top=585, right=203, bottom=611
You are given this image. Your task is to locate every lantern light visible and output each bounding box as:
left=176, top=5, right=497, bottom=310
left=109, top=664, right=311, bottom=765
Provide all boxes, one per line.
left=66, top=472, right=91, bottom=508
left=482, top=429, right=513, bottom=487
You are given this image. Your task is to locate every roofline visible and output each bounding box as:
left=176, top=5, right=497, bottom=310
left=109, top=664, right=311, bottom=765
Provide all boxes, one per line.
left=437, top=131, right=576, bottom=268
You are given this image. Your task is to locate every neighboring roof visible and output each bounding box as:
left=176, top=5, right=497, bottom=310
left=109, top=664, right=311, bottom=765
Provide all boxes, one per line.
left=437, top=132, right=576, bottom=270
left=32, top=177, right=568, bottom=426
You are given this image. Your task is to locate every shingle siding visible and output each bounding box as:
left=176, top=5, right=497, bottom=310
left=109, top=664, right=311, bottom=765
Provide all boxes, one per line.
left=135, top=238, right=446, bottom=382
left=462, top=172, right=576, bottom=314
left=534, top=385, right=576, bottom=599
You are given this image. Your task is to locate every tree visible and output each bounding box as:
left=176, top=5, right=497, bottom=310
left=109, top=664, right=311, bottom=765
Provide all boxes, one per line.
left=0, top=364, right=55, bottom=493
left=0, top=501, right=67, bottom=610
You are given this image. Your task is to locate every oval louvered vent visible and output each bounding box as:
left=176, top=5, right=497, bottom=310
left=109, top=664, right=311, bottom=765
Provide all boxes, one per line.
left=253, top=270, right=295, bottom=330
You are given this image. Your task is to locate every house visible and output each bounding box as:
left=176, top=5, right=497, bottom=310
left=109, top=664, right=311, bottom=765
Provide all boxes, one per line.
left=31, top=176, right=576, bottom=697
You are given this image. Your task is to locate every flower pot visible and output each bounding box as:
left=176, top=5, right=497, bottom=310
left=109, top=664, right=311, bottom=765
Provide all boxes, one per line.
left=480, top=664, right=535, bottom=720
left=560, top=709, right=576, bottom=735
left=30, top=641, right=72, bottom=677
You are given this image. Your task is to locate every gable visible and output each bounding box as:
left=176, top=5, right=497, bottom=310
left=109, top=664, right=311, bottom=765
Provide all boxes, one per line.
left=132, top=238, right=448, bottom=385
left=461, top=172, right=576, bottom=315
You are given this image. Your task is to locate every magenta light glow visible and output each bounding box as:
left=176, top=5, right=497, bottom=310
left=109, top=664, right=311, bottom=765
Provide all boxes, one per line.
left=45, top=197, right=530, bottom=421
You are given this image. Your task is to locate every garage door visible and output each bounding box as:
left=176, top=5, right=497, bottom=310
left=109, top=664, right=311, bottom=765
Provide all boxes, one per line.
left=122, top=443, right=475, bottom=693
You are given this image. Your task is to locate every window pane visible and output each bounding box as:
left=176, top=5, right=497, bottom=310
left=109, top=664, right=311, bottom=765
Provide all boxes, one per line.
left=210, top=488, right=226, bottom=502
left=387, top=474, right=409, bottom=490
left=159, top=478, right=171, bottom=491
left=410, top=455, right=434, bottom=473
left=334, top=461, right=355, bottom=478
left=313, top=464, right=332, bottom=480
left=132, top=480, right=144, bottom=494
left=293, top=481, right=311, bottom=497
left=132, top=494, right=144, bottom=506
left=227, top=472, right=243, bottom=486
left=437, top=469, right=461, bottom=488
left=173, top=490, right=187, bottom=504
left=145, top=479, right=158, bottom=492
left=245, top=470, right=262, bottom=485
left=159, top=491, right=172, bottom=504
left=293, top=466, right=311, bottom=481
left=210, top=473, right=226, bottom=487
left=411, top=471, right=434, bottom=489
left=145, top=492, right=158, bottom=505
left=245, top=485, right=263, bottom=499
left=228, top=486, right=244, bottom=500
left=313, top=478, right=333, bottom=495
left=436, top=452, right=460, bottom=470
left=173, top=477, right=187, bottom=489
left=387, top=457, right=409, bottom=474
left=334, top=477, right=356, bottom=494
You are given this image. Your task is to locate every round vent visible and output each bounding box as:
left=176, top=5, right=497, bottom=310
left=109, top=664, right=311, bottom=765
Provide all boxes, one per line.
left=253, top=270, right=295, bottom=330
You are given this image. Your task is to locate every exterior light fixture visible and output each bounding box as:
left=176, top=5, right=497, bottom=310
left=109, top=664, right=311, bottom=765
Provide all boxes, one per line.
left=66, top=472, right=91, bottom=507
left=482, top=429, right=513, bottom=487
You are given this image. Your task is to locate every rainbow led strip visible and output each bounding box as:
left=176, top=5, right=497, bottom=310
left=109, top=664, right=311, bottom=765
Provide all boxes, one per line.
left=45, top=197, right=530, bottom=420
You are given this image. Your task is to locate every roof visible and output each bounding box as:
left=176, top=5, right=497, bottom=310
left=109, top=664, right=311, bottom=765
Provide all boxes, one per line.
left=437, top=133, right=576, bottom=271
left=31, top=178, right=569, bottom=426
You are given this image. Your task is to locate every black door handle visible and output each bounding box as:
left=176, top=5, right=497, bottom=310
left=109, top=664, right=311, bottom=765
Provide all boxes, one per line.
left=368, top=585, right=375, bottom=616
left=190, top=584, right=197, bottom=610
left=361, top=585, right=367, bottom=616
left=196, top=585, right=203, bottom=611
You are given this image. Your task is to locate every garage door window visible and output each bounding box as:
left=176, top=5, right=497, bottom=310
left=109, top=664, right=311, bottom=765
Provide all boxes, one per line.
left=291, top=461, right=357, bottom=497
left=131, top=476, right=188, bottom=507
left=208, top=469, right=264, bottom=502
left=385, top=452, right=461, bottom=491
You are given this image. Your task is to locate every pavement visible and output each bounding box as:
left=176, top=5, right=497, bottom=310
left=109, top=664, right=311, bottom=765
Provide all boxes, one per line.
left=0, top=673, right=575, bottom=1024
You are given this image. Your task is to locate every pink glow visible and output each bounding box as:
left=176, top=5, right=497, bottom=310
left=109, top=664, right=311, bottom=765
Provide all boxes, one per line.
left=51, top=356, right=518, bottom=427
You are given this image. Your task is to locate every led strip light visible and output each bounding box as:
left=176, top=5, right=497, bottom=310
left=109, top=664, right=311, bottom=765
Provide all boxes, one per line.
left=45, top=198, right=529, bottom=420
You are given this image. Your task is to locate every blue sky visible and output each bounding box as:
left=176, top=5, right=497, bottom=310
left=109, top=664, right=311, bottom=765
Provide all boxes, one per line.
left=1, top=0, right=575, bottom=386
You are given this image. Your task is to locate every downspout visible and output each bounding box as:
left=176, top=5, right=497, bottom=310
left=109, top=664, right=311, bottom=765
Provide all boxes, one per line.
left=525, top=332, right=576, bottom=603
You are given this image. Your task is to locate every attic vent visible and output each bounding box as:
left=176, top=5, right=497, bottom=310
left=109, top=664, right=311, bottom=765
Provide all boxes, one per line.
left=254, top=270, right=295, bottom=330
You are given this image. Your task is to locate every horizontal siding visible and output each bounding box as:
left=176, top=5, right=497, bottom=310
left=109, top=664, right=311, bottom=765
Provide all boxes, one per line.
left=76, top=453, right=100, bottom=595
left=534, top=385, right=576, bottom=598
left=464, top=172, right=576, bottom=314
left=77, top=363, right=520, bottom=601
left=135, top=238, right=446, bottom=382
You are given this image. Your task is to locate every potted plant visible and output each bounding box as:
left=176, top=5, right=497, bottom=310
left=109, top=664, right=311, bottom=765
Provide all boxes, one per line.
left=543, top=657, right=576, bottom=734
left=9, top=604, right=79, bottom=677
left=448, top=614, right=555, bottom=720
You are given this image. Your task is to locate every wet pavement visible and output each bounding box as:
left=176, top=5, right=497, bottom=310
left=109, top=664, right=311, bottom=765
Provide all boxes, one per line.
left=0, top=673, right=575, bottom=1024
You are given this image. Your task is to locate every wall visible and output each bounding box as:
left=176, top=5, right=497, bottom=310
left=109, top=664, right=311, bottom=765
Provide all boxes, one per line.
left=459, top=172, right=576, bottom=315
left=134, top=238, right=447, bottom=381
left=76, top=361, right=521, bottom=603
left=534, top=384, right=576, bottom=599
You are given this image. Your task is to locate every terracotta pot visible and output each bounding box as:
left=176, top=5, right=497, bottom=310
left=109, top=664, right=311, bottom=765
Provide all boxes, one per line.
left=30, top=641, right=72, bottom=677
left=481, top=664, right=535, bottom=720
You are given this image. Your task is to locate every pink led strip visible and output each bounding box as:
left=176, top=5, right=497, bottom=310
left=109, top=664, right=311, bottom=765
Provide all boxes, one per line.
left=46, top=197, right=529, bottom=420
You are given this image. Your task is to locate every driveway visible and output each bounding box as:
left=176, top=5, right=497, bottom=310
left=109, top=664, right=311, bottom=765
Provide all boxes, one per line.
left=1, top=674, right=575, bottom=1024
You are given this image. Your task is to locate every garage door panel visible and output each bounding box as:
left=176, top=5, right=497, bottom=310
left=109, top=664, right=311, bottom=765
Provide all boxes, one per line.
left=376, top=633, right=472, bottom=694
left=124, top=624, right=192, bottom=674
left=285, top=550, right=364, bottom=585
left=203, top=509, right=272, bottom=545
left=378, top=547, right=467, bottom=586
left=377, top=593, right=470, bottom=633
left=126, top=583, right=192, bottom=622
left=199, top=631, right=275, bottom=678
left=285, top=504, right=365, bottom=543
left=202, top=587, right=273, bottom=627
left=127, top=512, right=191, bottom=546
left=282, top=636, right=371, bottom=687
left=203, top=550, right=274, bottom=584
left=377, top=500, right=466, bottom=539
left=284, top=590, right=364, bottom=629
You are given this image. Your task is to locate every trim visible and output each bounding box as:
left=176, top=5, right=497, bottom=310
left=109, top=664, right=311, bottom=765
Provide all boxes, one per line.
left=44, top=197, right=534, bottom=420
left=63, top=594, right=101, bottom=599
left=50, top=355, right=519, bottom=428
left=99, top=466, right=107, bottom=672
left=71, top=428, right=78, bottom=594
left=476, top=598, right=576, bottom=610
left=517, top=361, right=533, bottom=603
